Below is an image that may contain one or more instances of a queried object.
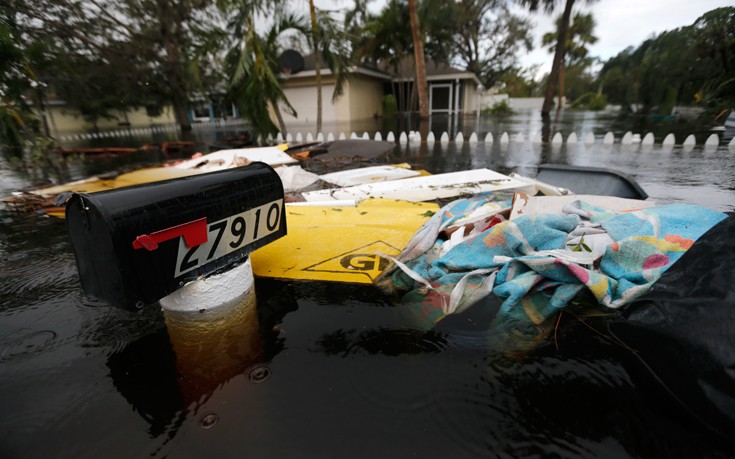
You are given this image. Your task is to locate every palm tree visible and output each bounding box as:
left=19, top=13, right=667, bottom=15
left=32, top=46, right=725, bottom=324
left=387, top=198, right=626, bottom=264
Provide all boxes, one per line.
left=519, top=0, right=596, bottom=141
left=350, top=1, right=412, bottom=111
left=542, top=11, right=598, bottom=118
left=307, top=0, right=323, bottom=134
left=408, top=0, right=429, bottom=119
left=227, top=9, right=308, bottom=136
left=316, top=12, right=352, bottom=103
left=306, top=3, right=351, bottom=134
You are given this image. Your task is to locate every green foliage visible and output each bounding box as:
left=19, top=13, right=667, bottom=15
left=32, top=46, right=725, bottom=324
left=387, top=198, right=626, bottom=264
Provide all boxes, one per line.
left=599, top=7, right=735, bottom=111
left=11, top=0, right=232, bottom=131
left=570, top=92, right=606, bottom=110
left=499, top=65, right=543, bottom=96
left=351, top=0, right=412, bottom=72
left=482, top=100, right=514, bottom=116
left=0, top=9, right=43, bottom=148
left=226, top=7, right=307, bottom=136
left=0, top=104, right=25, bottom=148
left=540, top=7, right=600, bottom=108
left=225, top=1, right=352, bottom=135
left=568, top=236, right=591, bottom=252
left=563, top=64, right=597, bottom=100
left=382, top=94, right=397, bottom=118
left=452, top=0, right=534, bottom=88
left=587, top=93, right=607, bottom=110
left=350, top=0, right=533, bottom=88
left=307, top=5, right=352, bottom=103
left=28, top=135, right=55, bottom=164
left=542, top=11, right=598, bottom=68
left=692, top=8, right=735, bottom=108
left=569, top=93, right=591, bottom=108
left=0, top=23, right=27, bottom=102
left=660, top=87, right=678, bottom=114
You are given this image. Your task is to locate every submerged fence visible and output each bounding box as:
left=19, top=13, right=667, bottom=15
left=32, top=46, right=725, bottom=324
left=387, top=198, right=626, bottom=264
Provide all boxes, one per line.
left=262, top=129, right=735, bottom=148
left=57, top=118, right=246, bottom=142
left=58, top=121, right=734, bottom=148
left=58, top=124, right=179, bottom=142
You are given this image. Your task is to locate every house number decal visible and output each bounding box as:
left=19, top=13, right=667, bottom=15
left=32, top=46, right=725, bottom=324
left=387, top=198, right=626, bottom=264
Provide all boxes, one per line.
left=174, top=200, right=282, bottom=277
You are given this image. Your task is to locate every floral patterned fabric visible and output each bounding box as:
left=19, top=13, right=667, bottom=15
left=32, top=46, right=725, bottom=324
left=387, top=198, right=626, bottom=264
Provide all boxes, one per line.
left=378, top=195, right=727, bottom=327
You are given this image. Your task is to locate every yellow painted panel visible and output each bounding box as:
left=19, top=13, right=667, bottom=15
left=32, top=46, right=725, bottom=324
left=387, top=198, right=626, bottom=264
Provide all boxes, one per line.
left=35, top=177, right=115, bottom=196
left=112, top=167, right=202, bottom=186
left=250, top=199, right=438, bottom=283
left=35, top=167, right=200, bottom=197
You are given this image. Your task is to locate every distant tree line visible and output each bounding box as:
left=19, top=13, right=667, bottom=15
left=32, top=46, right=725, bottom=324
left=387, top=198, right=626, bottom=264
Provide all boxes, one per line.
left=599, top=7, right=735, bottom=114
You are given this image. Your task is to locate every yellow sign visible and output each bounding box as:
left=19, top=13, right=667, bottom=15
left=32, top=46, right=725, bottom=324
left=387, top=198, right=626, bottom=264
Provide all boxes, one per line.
left=250, top=199, right=438, bottom=283
left=302, top=240, right=399, bottom=282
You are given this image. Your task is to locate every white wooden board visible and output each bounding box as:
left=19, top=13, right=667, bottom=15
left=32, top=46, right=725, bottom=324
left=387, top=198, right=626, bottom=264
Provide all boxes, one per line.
left=173, top=147, right=297, bottom=172
left=319, top=164, right=421, bottom=187
left=302, top=168, right=536, bottom=203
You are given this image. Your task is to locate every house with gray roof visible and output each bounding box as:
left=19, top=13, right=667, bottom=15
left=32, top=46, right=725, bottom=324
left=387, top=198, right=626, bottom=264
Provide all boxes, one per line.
left=275, top=52, right=482, bottom=128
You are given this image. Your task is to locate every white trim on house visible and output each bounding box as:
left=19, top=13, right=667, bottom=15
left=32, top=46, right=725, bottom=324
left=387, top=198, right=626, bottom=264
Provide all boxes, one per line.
left=282, top=66, right=392, bottom=81
left=429, top=83, right=453, bottom=114
left=454, top=79, right=461, bottom=114
left=392, top=72, right=482, bottom=86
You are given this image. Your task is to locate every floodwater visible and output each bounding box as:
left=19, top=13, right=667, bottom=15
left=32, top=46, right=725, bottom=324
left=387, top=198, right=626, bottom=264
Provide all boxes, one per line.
left=1, top=110, right=734, bottom=458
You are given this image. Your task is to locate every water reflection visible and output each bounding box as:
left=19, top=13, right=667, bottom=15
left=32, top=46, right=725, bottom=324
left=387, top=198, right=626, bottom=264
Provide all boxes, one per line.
left=104, top=278, right=298, bottom=442
left=314, top=327, right=448, bottom=357
left=106, top=329, right=184, bottom=438
left=162, top=288, right=261, bottom=404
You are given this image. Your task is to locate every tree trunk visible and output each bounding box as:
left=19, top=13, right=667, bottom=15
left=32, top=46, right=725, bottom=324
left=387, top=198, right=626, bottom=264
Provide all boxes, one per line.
left=309, top=0, right=322, bottom=134
left=541, top=0, right=574, bottom=142
left=171, top=95, right=191, bottom=132
left=35, top=88, right=50, bottom=138
left=399, top=81, right=404, bottom=112
left=160, top=10, right=192, bottom=132
left=554, top=60, right=565, bottom=125
left=408, top=0, right=429, bottom=119
left=272, top=100, right=288, bottom=137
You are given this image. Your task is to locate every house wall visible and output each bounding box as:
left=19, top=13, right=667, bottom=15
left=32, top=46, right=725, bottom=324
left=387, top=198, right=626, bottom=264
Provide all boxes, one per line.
left=278, top=73, right=386, bottom=128
left=347, top=75, right=384, bottom=120
left=463, top=82, right=480, bottom=113
left=479, top=93, right=510, bottom=110
left=508, top=97, right=545, bottom=110
left=43, top=105, right=177, bottom=135
left=279, top=74, right=346, bottom=127
left=478, top=95, right=558, bottom=111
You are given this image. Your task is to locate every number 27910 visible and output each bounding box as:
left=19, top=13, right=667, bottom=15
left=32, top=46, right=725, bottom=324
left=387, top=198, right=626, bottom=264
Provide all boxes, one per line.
left=174, top=200, right=282, bottom=277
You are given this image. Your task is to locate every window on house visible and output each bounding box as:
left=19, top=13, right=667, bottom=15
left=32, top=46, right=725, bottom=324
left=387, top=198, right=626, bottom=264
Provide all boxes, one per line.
left=191, top=102, right=211, bottom=120
left=146, top=105, right=162, bottom=117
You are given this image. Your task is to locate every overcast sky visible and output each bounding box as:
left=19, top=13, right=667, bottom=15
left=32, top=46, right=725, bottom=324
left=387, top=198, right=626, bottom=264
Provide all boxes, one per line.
left=303, top=0, right=732, bottom=77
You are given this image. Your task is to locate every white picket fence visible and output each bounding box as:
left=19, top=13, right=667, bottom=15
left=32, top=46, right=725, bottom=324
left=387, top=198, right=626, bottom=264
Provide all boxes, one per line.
left=264, top=130, right=734, bottom=148
left=671, top=105, right=704, bottom=118
left=191, top=118, right=246, bottom=130
left=57, top=118, right=247, bottom=142
left=58, top=124, right=179, bottom=142
left=59, top=121, right=733, bottom=148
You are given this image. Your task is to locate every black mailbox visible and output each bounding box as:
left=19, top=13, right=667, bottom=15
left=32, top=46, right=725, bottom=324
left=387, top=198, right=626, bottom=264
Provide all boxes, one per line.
left=66, top=162, right=286, bottom=310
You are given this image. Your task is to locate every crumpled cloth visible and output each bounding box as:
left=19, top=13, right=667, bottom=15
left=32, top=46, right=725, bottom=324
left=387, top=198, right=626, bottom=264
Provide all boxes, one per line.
left=376, top=194, right=728, bottom=327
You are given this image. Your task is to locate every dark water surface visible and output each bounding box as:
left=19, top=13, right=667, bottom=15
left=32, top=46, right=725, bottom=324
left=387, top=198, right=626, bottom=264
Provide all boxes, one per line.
left=1, top=111, right=734, bottom=458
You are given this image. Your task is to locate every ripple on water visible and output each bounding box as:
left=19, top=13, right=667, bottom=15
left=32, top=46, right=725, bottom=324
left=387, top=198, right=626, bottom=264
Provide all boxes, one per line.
left=334, top=327, right=452, bottom=413
left=75, top=295, right=165, bottom=355
left=427, top=353, right=634, bottom=457
left=0, top=250, right=79, bottom=312
left=1, top=329, right=58, bottom=363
